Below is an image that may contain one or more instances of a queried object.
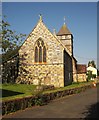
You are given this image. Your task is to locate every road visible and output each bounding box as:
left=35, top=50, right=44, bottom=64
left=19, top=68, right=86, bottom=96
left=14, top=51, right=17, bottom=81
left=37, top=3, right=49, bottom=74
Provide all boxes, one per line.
left=2, top=87, right=98, bottom=119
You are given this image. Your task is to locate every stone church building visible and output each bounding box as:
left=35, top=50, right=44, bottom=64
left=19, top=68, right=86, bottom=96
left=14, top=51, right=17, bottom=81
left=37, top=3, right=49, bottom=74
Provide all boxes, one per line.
left=16, top=16, right=82, bottom=87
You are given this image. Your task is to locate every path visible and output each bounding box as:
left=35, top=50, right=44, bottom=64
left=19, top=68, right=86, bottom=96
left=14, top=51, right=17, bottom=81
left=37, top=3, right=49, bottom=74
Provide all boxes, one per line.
left=2, top=87, right=98, bottom=119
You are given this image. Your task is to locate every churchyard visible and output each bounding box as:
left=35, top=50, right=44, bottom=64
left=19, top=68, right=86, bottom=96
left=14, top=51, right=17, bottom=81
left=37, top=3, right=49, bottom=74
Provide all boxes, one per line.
left=1, top=80, right=99, bottom=115
left=1, top=81, right=96, bottom=101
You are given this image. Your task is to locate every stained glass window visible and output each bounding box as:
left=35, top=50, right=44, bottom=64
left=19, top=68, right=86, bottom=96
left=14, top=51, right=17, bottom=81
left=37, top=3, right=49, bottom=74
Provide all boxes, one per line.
left=35, top=46, right=38, bottom=62
left=43, top=46, right=46, bottom=62
left=34, top=39, right=46, bottom=63
left=39, top=46, right=42, bottom=62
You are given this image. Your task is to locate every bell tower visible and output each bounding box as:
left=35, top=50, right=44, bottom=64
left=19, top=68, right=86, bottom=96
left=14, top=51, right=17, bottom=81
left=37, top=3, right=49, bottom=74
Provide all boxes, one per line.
left=57, top=20, right=73, bottom=56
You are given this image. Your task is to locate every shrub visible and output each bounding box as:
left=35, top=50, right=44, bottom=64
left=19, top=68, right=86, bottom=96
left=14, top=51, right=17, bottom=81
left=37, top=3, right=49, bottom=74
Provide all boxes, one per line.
left=34, top=97, right=43, bottom=106
left=2, top=96, right=35, bottom=115
left=92, top=74, right=96, bottom=78
left=86, top=71, right=93, bottom=81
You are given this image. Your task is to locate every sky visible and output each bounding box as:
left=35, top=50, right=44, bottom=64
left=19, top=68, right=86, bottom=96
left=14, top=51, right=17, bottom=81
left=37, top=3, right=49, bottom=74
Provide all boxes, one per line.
left=2, top=2, right=97, bottom=68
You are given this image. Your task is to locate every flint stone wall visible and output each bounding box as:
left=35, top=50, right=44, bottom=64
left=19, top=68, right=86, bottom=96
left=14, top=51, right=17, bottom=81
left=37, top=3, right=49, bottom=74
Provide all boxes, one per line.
left=17, top=19, right=67, bottom=87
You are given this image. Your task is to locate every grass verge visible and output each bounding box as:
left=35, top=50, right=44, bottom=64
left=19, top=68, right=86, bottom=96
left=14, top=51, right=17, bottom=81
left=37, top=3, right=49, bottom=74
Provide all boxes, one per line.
left=1, top=83, right=36, bottom=101
left=1, top=81, right=96, bottom=101
left=43, top=81, right=95, bottom=94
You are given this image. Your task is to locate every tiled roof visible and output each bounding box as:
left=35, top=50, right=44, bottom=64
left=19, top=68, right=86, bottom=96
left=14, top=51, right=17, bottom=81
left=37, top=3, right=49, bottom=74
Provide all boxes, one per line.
left=57, top=24, right=71, bottom=35
left=77, top=64, right=87, bottom=74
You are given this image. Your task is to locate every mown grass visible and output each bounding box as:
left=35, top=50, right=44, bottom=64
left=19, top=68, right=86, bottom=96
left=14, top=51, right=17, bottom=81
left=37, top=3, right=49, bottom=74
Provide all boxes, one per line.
left=1, top=83, right=36, bottom=101
left=43, top=81, right=94, bottom=94
left=1, top=81, right=95, bottom=101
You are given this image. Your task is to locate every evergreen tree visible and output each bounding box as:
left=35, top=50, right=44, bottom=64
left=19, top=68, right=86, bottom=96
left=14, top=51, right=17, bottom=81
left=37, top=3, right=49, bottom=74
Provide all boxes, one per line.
left=88, top=60, right=96, bottom=68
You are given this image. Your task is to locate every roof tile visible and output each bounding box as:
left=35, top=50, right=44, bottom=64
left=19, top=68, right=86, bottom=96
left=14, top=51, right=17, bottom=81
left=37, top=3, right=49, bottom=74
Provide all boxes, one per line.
left=57, top=24, right=71, bottom=35
left=77, top=64, right=87, bottom=74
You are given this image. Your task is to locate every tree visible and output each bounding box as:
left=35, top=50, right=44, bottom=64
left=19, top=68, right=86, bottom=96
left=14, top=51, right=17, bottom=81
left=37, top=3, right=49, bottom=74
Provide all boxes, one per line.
left=88, top=61, right=91, bottom=67
left=86, top=71, right=92, bottom=82
left=88, top=60, right=96, bottom=68
left=97, top=69, right=99, bottom=76
left=1, top=16, right=26, bottom=83
left=1, top=15, right=26, bottom=62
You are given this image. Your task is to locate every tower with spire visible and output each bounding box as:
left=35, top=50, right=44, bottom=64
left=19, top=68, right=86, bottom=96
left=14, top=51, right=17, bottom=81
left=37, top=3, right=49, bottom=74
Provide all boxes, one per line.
left=57, top=18, right=73, bottom=56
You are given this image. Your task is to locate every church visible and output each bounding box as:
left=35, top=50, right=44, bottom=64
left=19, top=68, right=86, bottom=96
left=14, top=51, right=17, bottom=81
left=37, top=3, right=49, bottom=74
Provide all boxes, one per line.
left=16, top=15, right=85, bottom=87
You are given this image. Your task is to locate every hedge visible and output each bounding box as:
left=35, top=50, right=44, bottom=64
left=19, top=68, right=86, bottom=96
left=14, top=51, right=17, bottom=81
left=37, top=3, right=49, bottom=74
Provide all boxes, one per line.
left=2, top=83, right=97, bottom=115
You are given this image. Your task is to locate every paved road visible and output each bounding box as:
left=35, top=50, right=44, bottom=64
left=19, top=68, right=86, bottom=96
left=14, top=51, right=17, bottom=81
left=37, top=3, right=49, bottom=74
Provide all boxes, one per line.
left=2, top=87, right=98, bottom=119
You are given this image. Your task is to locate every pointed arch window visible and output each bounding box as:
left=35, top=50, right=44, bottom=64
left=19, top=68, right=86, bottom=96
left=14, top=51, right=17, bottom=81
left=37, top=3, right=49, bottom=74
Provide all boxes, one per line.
left=39, top=46, right=42, bottom=62
left=35, top=46, right=38, bottom=62
left=34, top=38, right=46, bottom=63
left=43, top=46, right=46, bottom=62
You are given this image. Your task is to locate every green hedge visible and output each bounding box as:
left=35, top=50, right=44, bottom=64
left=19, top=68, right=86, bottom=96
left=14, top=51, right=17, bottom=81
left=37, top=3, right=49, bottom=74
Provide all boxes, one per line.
left=2, top=83, right=96, bottom=115
left=2, top=96, right=35, bottom=115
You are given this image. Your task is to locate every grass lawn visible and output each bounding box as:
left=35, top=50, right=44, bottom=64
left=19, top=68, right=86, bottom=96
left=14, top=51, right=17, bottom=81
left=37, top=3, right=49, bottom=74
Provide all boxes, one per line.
left=1, top=84, right=36, bottom=101
left=43, top=81, right=94, bottom=94
left=1, top=81, right=95, bottom=101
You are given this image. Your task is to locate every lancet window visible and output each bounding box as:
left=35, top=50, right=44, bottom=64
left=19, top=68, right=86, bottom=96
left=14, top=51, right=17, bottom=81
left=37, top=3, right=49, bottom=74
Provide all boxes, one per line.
left=34, top=38, right=46, bottom=63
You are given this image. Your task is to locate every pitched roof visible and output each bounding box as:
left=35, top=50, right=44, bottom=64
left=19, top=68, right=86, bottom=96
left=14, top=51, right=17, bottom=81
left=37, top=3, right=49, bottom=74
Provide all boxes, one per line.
left=77, top=64, right=86, bottom=74
left=57, top=23, right=72, bottom=35
left=33, top=17, right=72, bottom=56
left=19, top=16, right=72, bottom=57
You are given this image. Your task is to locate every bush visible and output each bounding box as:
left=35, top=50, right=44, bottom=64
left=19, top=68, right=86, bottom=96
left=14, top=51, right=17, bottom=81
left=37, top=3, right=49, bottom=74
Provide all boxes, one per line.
left=92, top=74, right=96, bottom=78
left=34, top=97, right=43, bottom=106
left=2, top=96, right=35, bottom=115
left=87, top=71, right=93, bottom=81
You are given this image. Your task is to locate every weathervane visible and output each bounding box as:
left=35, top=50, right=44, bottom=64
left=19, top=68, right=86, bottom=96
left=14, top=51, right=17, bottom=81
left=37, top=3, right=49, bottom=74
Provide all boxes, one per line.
left=39, top=14, right=42, bottom=21
left=64, top=16, right=66, bottom=24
